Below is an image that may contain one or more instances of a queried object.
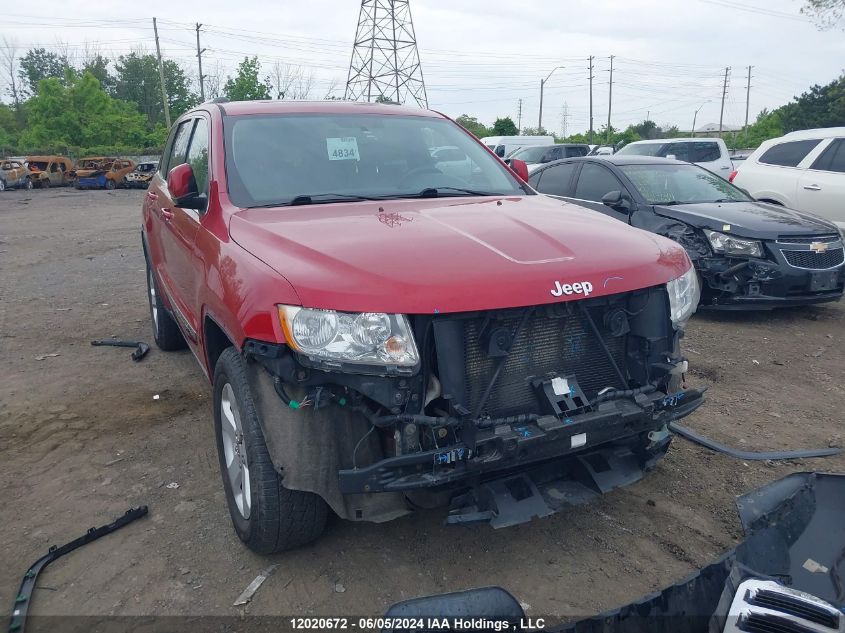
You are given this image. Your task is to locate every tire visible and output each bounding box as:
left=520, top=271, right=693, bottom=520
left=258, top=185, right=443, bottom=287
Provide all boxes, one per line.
left=24, top=178, right=33, bottom=191
left=105, top=178, right=116, bottom=190
left=0, top=179, right=5, bottom=192
left=41, top=179, right=50, bottom=189
left=145, top=260, right=186, bottom=351
left=213, top=347, right=328, bottom=553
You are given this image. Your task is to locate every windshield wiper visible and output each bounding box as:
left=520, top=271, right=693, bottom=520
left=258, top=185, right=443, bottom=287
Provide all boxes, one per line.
left=411, top=186, right=501, bottom=198
left=712, top=198, right=741, bottom=203
left=251, top=193, right=385, bottom=207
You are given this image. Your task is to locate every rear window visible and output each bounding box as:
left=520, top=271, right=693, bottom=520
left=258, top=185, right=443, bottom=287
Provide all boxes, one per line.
left=616, top=142, right=665, bottom=157
left=758, top=139, right=822, bottom=167
left=810, top=139, right=845, bottom=173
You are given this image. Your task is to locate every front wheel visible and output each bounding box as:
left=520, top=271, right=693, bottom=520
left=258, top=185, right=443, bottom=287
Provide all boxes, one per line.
left=41, top=178, right=50, bottom=189
left=0, top=180, right=5, bottom=192
left=213, top=348, right=328, bottom=553
left=105, top=178, right=116, bottom=190
left=24, top=178, right=33, bottom=190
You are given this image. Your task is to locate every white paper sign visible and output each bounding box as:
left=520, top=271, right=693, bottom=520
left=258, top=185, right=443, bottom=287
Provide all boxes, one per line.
left=326, top=137, right=360, bottom=161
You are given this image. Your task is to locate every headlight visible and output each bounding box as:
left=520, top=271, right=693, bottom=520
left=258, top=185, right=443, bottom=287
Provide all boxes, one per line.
left=278, top=305, right=419, bottom=367
left=666, top=265, right=700, bottom=329
left=703, top=229, right=763, bottom=258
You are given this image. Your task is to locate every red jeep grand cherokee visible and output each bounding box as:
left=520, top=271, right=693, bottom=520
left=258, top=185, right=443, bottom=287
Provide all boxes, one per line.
left=142, top=100, right=702, bottom=552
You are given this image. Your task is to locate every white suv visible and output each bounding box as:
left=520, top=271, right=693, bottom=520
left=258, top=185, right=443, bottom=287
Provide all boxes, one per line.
left=731, top=128, right=845, bottom=230
left=615, top=137, right=733, bottom=175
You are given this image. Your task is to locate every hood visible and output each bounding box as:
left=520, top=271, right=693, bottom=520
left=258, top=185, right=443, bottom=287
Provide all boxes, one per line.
left=652, top=200, right=838, bottom=240
left=229, top=196, right=690, bottom=314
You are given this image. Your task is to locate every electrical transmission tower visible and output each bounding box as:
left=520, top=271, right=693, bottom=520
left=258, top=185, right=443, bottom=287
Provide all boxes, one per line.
left=345, top=0, right=428, bottom=107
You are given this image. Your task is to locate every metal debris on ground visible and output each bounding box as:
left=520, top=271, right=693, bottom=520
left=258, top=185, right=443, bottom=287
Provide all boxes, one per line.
left=165, top=482, right=179, bottom=489
left=233, top=565, right=278, bottom=607
left=34, top=353, right=60, bottom=361
left=90, top=339, right=150, bottom=362
left=8, top=506, right=148, bottom=633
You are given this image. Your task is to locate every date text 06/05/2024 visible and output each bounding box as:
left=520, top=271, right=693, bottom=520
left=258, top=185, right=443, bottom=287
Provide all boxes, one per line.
left=289, top=617, right=547, bottom=630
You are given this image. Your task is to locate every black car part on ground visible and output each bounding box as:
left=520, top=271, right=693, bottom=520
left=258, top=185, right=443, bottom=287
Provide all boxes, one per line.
left=384, top=472, right=845, bottom=633
left=668, top=421, right=842, bottom=460
left=90, top=339, right=151, bottom=362
left=7, top=506, right=148, bottom=633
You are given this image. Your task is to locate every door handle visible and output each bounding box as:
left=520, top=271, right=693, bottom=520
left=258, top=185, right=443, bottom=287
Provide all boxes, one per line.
left=160, top=208, right=174, bottom=221
left=803, top=184, right=821, bottom=191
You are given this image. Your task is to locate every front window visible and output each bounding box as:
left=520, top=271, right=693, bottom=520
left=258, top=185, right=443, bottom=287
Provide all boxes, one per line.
left=615, top=142, right=666, bottom=157
left=224, top=114, right=527, bottom=207
left=510, top=146, right=551, bottom=163
left=620, top=163, right=752, bottom=204
left=29, top=161, right=48, bottom=171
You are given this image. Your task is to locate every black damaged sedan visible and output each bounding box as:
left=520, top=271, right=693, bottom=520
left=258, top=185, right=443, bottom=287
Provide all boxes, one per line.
left=529, top=156, right=844, bottom=309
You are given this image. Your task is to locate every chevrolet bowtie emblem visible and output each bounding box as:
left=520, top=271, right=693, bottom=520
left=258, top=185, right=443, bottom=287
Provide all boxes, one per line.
left=809, top=241, right=829, bottom=254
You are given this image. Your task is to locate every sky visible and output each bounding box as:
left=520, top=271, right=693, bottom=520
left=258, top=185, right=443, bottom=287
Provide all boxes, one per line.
left=2, top=0, right=844, bottom=136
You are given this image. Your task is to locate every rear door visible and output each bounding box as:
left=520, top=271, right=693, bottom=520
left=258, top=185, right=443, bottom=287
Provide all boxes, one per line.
left=797, top=138, right=845, bottom=227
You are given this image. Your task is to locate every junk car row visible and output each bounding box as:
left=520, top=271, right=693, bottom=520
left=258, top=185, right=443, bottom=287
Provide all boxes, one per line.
left=0, top=155, right=158, bottom=191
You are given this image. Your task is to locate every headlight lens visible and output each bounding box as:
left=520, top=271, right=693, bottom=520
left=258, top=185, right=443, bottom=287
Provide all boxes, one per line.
left=703, top=229, right=763, bottom=258
left=666, top=265, right=700, bottom=329
left=278, top=305, right=418, bottom=367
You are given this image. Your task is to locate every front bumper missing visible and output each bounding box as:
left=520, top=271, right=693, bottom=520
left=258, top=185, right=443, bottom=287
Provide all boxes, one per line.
left=338, top=388, right=704, bottom=499
left=698, top=255, right=844, bottom=309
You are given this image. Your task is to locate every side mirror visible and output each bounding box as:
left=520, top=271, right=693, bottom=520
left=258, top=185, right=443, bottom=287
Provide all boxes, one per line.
left=167, top=163, right=206, bottom=211
left=601, top=190, right=634, bottom=212
left=509, top=158, right=530, bottom=183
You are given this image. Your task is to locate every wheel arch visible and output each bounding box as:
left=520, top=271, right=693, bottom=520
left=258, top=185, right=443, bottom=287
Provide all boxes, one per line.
left=204, top=314, right=235, bottom=375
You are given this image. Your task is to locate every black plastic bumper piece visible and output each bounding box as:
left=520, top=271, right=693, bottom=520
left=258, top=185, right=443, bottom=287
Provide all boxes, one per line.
left=337, top=389, right=704, bottom=495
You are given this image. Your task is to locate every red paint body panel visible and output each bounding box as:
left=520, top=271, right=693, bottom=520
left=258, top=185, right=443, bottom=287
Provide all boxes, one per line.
left=229, top=195, right=690, bottom=314
left=142, top=101, right=692, bottom=381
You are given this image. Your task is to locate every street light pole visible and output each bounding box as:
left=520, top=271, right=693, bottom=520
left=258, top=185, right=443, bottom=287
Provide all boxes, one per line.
left=539, top=66, right=564, bottom=131
left=691, top=101, right=709, bottom=138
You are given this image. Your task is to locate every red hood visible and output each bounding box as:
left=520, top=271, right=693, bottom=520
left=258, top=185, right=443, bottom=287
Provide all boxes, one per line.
left=229, top=195, right=691, bottom=314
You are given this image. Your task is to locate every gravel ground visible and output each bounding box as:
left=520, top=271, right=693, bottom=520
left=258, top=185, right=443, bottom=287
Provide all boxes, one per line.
left=1, top=187, right=843, bottom=628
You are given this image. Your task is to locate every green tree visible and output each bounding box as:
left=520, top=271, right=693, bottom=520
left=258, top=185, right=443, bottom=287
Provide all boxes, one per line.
left=19, top=72, right=150, bottom=150
left=455, top=114, right=491, bottom=138
left=801, top=0, right=844, bottom=28
left=224, top=57, right=271, bottom=101
left=492, top=116, right=518, bottom=136
left=114, top=53, right=197, bottom=127
left=18, top=48, right=73, bottom=96
left=0, top=102, right=20, bottom=149
left=521, top=126, right=548, bottom=136
left=81, top=54, right=115, bottom=95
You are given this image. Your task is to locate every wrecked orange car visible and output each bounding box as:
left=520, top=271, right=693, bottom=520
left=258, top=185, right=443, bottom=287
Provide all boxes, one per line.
left=26, top=156, right=74, bottom=188
left=1, top=158, right=33, bottom=191
left=72, top=157, right=136, bottom=190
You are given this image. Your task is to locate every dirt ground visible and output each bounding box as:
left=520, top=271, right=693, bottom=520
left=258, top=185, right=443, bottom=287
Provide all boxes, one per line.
left=1, top=187, right=843, bottom=627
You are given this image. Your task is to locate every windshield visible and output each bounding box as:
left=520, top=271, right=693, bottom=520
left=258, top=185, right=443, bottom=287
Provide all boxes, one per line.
left=224, top=114, right=528, bottom=207
left=620, top=163, right=752, bottom=204
left=510, top=146, right=550, bottom=162
left=615, top=143, right=666, bottom=157
left=29, top=161, right=48, bottom=170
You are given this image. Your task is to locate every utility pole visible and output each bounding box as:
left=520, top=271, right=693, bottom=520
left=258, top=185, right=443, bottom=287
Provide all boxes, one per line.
left=561, top=102, right=570, bottom=139
left=606, top=55, right=614, bottom=143
left=744, top=65, right=753, bottom=146
left=718, top=66, right=730, bottom=137
left=196, top=23, right=206, bottom=102
left=153, top=17, right=171, bottom=128
left=517, top=98, right=523, bottom=133
left=538, top=66, right=563, bottom=131
left=588, top=56, right=594, bottom=144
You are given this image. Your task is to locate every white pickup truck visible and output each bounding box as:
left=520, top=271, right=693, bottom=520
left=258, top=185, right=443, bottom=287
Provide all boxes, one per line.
left=615, top=137, right=733, bottom=176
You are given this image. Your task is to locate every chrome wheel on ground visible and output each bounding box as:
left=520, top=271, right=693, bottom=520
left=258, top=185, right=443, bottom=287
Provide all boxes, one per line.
left=220, top=382, right=251, bottom=519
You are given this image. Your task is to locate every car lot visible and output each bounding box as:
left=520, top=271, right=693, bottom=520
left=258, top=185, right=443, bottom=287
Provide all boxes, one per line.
left=1, top=188, right=844, bottom=622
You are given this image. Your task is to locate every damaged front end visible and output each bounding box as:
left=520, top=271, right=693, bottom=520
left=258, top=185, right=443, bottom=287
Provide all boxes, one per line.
left=244, top=282, right=703, bottom=526
left=385, top=472, right=845, bottom=633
